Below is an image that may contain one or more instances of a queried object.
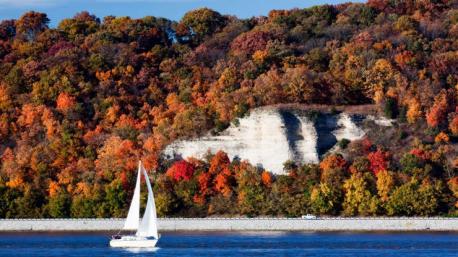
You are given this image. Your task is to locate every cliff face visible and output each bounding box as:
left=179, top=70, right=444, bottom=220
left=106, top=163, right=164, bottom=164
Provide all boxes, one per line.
left=164, top=107, right=388, bottom=174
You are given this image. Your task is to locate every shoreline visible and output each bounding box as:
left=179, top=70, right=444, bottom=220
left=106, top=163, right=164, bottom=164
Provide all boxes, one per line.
left=1, top=218, right=458, bottom=232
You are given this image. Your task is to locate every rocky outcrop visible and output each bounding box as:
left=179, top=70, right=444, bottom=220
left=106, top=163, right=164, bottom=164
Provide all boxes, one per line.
left=163, top=107, right=388, bottom=174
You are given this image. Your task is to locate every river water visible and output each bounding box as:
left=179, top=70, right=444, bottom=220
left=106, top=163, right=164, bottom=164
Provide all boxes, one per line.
left=0, top=232, right=457, bottom=256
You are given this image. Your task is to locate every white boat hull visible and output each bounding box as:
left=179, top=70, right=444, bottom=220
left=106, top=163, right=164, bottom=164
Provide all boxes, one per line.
left=110, top=236, right=158, bottom=248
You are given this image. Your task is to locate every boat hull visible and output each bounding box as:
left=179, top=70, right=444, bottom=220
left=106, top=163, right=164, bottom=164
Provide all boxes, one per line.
left=110, top=237, right=158, bottom=248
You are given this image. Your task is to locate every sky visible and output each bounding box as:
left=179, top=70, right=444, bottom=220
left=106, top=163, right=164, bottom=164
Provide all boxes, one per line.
left=0, top=0, right=365, bottom=27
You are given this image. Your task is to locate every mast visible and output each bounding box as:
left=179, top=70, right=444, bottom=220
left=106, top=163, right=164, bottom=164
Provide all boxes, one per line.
left=122, top=161, right=141, bottom=230
left=136, top=163, right=159, bottom=239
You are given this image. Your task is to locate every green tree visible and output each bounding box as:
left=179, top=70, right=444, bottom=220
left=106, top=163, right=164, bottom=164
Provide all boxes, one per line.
left=384, top=98, right=398, bottom=118
left=0, top=185, right=21, bottom=218
left=70, top=196, right=95, bottom=218
left=310, top=183, right=342, bottom=215
left=104, top=180, right=127, bottom=217
left=179, top=8, right=226, bottom=43
left=48, top=189, right=71, bottom=218
left=58, top=12, right=100, bottom=40
left=386, top=179, right=442, bottom=216
left=236, top=165, right=267, bottom=216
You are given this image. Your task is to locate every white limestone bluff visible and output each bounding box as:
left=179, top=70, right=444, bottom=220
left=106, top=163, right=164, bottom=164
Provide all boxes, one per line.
left=163, top=106, right=391, bottom=174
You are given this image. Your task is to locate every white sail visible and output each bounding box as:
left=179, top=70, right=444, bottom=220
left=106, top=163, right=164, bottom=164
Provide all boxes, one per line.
left=136, top=164, right=159, bottom=239
left=123, top=161, right=141, bottom=230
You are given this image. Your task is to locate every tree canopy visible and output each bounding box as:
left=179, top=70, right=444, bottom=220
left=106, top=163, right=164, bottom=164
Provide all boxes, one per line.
left=0, top=1, right=457, bottom=217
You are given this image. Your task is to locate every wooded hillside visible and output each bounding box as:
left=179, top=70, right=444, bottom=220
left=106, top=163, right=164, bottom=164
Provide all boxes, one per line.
left=0, top=0, right=457, bottom=217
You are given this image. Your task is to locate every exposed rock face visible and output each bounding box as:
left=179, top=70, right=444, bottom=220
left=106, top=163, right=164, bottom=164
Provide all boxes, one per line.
left=164, top=107, right=383, bottom=174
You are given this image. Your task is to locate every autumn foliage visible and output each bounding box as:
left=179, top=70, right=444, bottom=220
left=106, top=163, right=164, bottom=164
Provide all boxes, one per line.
left=426, top=92, right=449, bottom=128
left=435, top=132, right=450, bottom=144
left=367, top=149, right=389, bottom=175
left=261, top=171, right=273, bottom=187
left=448, top=177, right=458, bottom=208
left=56, top=92, right=76, bottom=113
left=320, top=154, right=347, bottom=172
left=0, top=1, right=457, bottom=218
left=449, top=114, right=458, bottom=136
left=166, top=160, right=195, bottom=181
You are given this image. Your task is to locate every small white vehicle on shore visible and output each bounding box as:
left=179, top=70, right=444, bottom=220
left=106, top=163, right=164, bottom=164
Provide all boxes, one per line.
left=301, top=214, right=318, bottom=219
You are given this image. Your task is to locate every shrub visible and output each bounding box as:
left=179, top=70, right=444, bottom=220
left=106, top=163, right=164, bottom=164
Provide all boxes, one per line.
left=338, top=138, right=351, bottom=149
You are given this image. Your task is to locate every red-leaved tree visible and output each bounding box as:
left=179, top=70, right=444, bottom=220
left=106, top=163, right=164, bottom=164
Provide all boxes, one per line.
left=166, top=160, right=195, bottom=181
left=367, top=149, right=390, bottom=175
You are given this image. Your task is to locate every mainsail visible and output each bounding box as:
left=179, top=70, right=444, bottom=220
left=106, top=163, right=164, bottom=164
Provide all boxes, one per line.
left=123, top=162, right=141, bottom=230
left=136, top=163, right=159, bottom=239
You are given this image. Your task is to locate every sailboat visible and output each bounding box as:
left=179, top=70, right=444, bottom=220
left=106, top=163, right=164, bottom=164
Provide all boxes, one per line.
left=110, top=161, right=160, bottom=248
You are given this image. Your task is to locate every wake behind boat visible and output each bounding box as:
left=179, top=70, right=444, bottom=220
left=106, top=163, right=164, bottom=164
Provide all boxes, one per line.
left=110, top=161, right=160, bottom=248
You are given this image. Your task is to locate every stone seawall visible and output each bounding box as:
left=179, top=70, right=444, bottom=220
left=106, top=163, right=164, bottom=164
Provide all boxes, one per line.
left=1, top=218, right=457, bottom=232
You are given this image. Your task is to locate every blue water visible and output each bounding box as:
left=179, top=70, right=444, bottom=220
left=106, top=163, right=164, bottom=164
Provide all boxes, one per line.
left=0, top=232, right=457, bottom=257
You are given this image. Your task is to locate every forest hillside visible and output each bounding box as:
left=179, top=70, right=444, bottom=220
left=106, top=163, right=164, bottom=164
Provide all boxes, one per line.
left=0, top=0, right=457, bottom=217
